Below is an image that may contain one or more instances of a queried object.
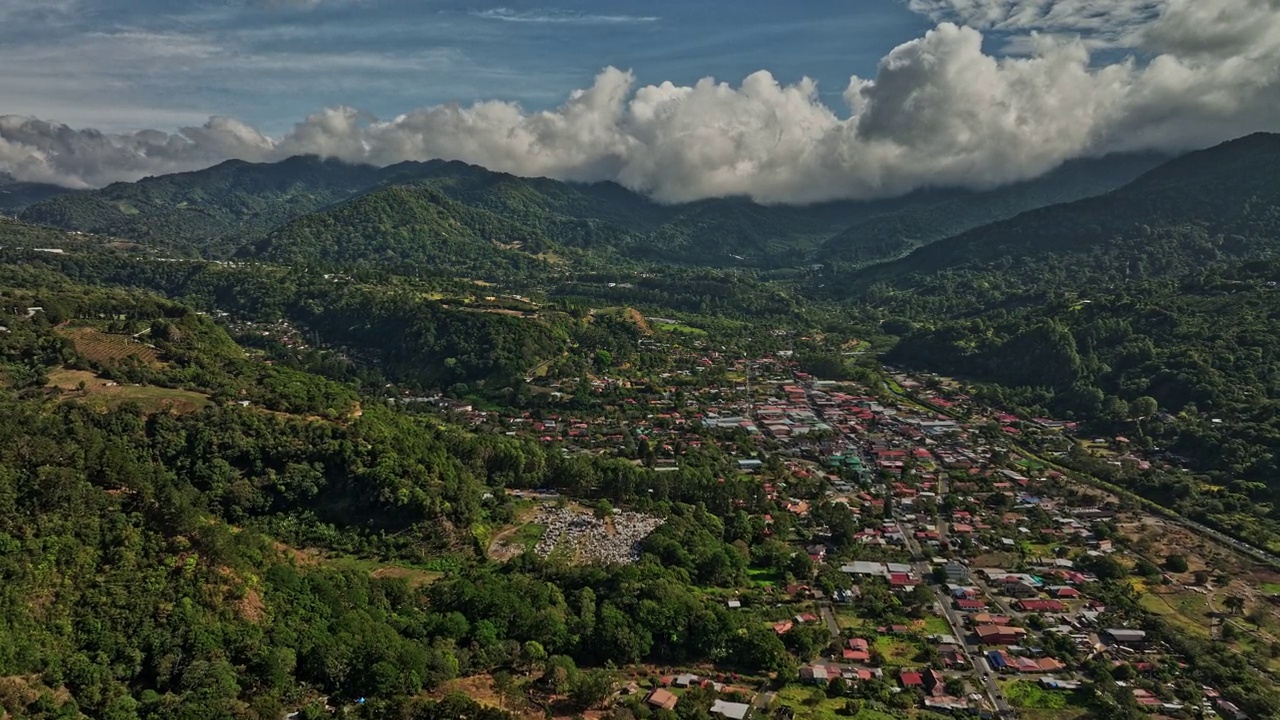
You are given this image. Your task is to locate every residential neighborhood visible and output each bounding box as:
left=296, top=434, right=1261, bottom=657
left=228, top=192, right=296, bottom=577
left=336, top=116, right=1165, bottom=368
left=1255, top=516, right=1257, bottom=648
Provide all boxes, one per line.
left=429, top=330, right=1280, bottom=720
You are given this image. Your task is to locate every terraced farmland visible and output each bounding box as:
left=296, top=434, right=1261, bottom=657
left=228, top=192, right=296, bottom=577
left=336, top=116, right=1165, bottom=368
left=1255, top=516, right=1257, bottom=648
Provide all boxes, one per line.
left=56, top=326, right=160, bottom=365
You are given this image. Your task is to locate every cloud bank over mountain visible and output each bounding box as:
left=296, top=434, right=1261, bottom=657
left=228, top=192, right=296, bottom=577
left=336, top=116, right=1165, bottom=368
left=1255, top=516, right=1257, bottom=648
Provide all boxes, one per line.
left=2, top=0, right=1278, bottom=203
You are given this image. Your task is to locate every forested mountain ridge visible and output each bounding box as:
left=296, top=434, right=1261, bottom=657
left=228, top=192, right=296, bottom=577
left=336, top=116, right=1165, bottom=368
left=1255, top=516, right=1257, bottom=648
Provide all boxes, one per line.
left=849, top=133, right=1280, bottom=295
left=0, top=240, right=810, bottom=719
left=815, top=151, right=1169, bottom=264
left=18, top=151, right=1166, bottom=269
left=0, top=172, right=74, bottom=214
left=18, top=156, right=389, bottom=256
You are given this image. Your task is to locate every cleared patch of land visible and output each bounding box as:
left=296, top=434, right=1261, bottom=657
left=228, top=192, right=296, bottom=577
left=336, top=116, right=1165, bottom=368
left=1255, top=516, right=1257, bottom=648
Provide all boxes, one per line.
left=46, top=368, right=211, bottom=414
left=488, top=522, right=547, bottom=562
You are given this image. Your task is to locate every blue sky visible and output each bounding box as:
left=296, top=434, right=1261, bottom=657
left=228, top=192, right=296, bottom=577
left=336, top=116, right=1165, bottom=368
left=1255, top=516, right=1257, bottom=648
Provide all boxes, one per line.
left=1, top=0, right=934, bottom=132
left=4, top=0, right=1276, bottom=201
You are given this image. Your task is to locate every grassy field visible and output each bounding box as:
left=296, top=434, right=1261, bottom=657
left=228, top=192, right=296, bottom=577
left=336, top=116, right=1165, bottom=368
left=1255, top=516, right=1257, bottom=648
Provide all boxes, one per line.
left=834, top=609, right=869, bottom=632
left=1003, top=680, right=1068, bottom=709
left=748, top=567, right=779, bottom=588
left=56, top=326, right=160, bottom=365
left=47, top=369, right=211, bottom=414
left=485, top=511, right=547, bottom=561
left=654, top=322, right=708, bottom=336
left=508, top=524, right=546, bottom=551
left=920, top=616, right=952, bottom=636
left=773, top=686, right=905, bottom=720
left=1138, top=590, right=1213, bottom=639
left=325, top=555, right=445, bottom=587
left=874, top=635, right=922, bottom=667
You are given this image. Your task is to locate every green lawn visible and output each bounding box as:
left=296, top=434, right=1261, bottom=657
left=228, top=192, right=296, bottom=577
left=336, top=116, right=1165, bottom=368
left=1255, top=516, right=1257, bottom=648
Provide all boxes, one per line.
left=748, top=567, right=778, bottom=587
left=921, top=616, right=952, bottom=636
left=655, top=322, right=708, bottom=336
left=323, top=556, right=445, bottom=587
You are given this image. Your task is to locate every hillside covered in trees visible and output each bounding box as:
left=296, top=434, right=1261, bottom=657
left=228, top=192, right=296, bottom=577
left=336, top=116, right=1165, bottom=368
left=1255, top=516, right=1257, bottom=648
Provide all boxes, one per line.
left=17, top=151, right=1162, bottom=269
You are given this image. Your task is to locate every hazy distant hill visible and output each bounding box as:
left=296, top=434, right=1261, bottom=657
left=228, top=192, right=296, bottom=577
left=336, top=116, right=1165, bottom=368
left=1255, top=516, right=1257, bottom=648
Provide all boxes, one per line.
left=0, top=172, right=74, bottom=214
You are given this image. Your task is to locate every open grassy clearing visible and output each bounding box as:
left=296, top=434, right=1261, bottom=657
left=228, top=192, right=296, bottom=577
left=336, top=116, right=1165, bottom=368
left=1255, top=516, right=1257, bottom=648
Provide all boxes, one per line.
left=319, top=555, right=445, bottom=588
left=834, top=609, right=869, bottom=631
left=46, top=368, right=211, bottom=414
left=1001, top=680, right=1077, bottom=710
left=920, top=616, right=951, bottom=636
left=56, top=326, right=160, bottom=365
left=773, top=686, right=909, bottom=720
left=487, top=522, right=547, bottom=562
left=652, top=321, right=708, bottom=336
left=1137, top=590, right=1213, bottom=639
left=874, top=636, right=921, bottom=667
left=748, top=567, right=779, bottom=588
left=432, top=675, right=544, bottom=720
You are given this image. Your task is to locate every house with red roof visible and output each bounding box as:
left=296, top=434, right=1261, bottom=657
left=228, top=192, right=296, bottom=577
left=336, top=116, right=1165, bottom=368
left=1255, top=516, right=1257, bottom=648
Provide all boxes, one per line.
left=841, top=649, right=870, bottom=662
left=889, top=572, right=920, bottom=589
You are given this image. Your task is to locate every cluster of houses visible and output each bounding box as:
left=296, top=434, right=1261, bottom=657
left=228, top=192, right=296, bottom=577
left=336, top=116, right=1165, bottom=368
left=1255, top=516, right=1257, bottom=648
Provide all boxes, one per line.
left=640, top=673, right=752, bottom=719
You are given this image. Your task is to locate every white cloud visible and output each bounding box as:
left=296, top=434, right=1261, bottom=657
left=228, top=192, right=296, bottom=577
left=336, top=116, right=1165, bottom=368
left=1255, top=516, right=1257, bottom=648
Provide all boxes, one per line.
left=472, top=8, right=660, bottom=24
left=2, top=0, right=1279, bottom=201
left=905, top=0, right=1164, bottom=37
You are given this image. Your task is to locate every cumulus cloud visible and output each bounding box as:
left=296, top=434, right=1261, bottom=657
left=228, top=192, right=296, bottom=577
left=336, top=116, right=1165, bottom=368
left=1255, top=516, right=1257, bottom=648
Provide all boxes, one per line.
left=2, top=0, right=1279, bottom=202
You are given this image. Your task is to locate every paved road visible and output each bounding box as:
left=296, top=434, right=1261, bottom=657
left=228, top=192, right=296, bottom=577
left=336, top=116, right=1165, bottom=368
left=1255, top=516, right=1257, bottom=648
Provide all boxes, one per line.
left=819, top=604, right=841, bottom=637
left=899, top=510, right=1013, bottom=717
left=803, top=380, right=1013, bottom=714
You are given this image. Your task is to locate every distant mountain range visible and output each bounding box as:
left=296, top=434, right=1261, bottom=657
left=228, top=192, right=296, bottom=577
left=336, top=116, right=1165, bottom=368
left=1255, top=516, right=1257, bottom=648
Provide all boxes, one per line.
left=850, top=132, right=1280, bottom=296
left=0, top=172, right=73, bottom=214
left=13, top=151, right=1169, bottom=269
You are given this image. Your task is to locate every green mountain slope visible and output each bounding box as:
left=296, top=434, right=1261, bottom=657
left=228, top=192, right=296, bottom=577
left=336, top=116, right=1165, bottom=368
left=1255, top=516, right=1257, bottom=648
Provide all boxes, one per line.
left=19, top=150, right=1165, bottom=268
left=244, top=184, right=586, bottom=277
left=817, top=152, right=1169, bottom=264
left=19, top=156, right=387, bottom=255
left=853, top=133, right=1280, bottom=295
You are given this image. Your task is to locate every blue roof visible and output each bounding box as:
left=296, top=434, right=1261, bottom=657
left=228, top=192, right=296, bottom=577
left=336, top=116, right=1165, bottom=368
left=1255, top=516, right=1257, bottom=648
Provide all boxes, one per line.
left=986, top=651, right=1007, bottom=669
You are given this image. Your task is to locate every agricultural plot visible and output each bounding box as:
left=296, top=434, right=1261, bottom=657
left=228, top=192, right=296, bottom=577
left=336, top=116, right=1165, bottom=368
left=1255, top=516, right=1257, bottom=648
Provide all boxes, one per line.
left=56, top=326, right=160, bottom=365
